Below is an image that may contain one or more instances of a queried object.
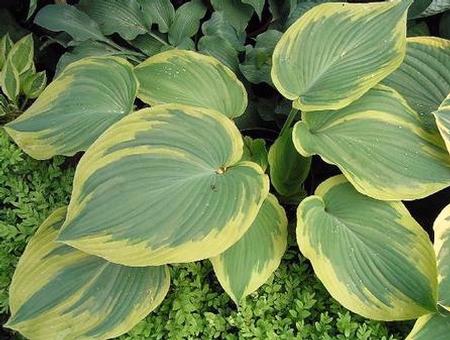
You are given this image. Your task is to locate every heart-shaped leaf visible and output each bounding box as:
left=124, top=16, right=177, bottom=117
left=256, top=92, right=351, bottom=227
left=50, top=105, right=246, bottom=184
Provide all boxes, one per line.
left=211, top=194, right=287, bottom=303
left=297, top=175, right=438, bottom=320
left=5, top=56, right=138, bottom=160
left=293, top=85, right=450, bottom=200
left=272, top=0, right=411, bottom=111
left=135, top=50, right=247, bottom=118
left=59, top=104, right=269, bottom=266
left=6, top=207, right=170, bottom=340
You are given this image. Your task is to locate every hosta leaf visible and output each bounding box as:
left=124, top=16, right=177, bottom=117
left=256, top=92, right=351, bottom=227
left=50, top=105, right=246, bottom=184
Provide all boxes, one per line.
left=6, top=207, right=169, bottom=340
left=168, top=0, right=206, bottom=46
left=242, top=136, right=268, bottom=172
left=201, top=12, right=245, bottom=52
left=27, top=0, right=38, bottom=20
left=240, top=30, right=282, bottom=85
left=434, top=93, right=450, bottom=153
left=408, top=0, right=433, bottom=19
left=1, top=59, right=20, bottom=103
left=58, top=105, right=269, bottom=266
left=198, top=35, right=240, bottom=72
left=297, top=175, right=438, bottom=320
left=211, top=0, right=254, bottom=32
left=6, top=34, right=34, bottom=75
left=55, top=40, right=123, bottom=75
left=407, top=313, right=450, bottom=339
left=211, top=194, right=287, bottom=303
left=434, top=203, right=450, bottom=310
left=21, top=70, right=46, bottom=99
left=383, top=37, right=450, bottom=132
left=293, top=85, right=450, bottom=201
left=4, top=57, right=137, bottom=160
left=79, top=0, right=148, bottom=40
left=139, top=0, right=175, bottom=33
left=269, top=128, right=311, bottom=197
left=272, top=0, right=410, bottom=111
left=0, top=33, right=13, bottom=69
left=242, top=0, right=265, bottom=18
left=131, top=33, right=166, bottom=56
left=135, top=50, right=247, bottom=118
left=418, top=0, right=450, bottom=17
left=34, top=4, right=108, bottom=43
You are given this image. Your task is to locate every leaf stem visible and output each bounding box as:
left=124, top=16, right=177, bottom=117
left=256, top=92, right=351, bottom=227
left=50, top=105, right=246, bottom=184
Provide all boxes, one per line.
left=280, top=107, right=299, bottom=136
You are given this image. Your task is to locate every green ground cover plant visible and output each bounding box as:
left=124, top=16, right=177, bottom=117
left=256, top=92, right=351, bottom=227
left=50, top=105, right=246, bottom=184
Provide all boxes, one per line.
left=1, top=0, right=450, bottom=339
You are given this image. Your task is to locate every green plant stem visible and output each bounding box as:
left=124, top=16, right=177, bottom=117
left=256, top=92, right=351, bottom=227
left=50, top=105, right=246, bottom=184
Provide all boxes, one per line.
left=280, top=108, right=299, bottom=136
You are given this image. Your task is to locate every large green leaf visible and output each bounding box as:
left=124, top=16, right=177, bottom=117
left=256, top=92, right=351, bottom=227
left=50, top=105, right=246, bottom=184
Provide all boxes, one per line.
left=79, top=0, right=148, bottom=40
left=168, top=0, right=206, bottom=46
left=58, top=104, right=269, bottom=266
left=272, top=0, right=410, bottom=111
left=4, top=57, right=138, bottom=160
left=135, top=50, right=247, bottom=118
left=434, top=93, right=450, bottom=154
left=293, top=85, right=450, bottom=201
left=382, top=37, right=450, bottom=132
left=268, top=128, right=311, bottom=197
left=407, top=313, right=450, bottom=339
left=434, top=203, right=450, bottom=311
left=297, top=175, right=438, bottom=320
left=211, top=194, right=287, bottom=303
left=34, top=4, right=108, bottom=43
left=5, top=207, right=170, bottom=339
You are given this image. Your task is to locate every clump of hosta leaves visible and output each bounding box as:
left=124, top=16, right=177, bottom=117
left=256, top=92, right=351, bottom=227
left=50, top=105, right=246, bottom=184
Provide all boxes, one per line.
left=0, top=34, right=46, bottom=122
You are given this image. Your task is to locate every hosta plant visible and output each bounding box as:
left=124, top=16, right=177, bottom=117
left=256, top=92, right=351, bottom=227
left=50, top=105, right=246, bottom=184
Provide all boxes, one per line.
left=2, top=0, right=450, bottom=339
left=0, top=33, right=46, bottom=122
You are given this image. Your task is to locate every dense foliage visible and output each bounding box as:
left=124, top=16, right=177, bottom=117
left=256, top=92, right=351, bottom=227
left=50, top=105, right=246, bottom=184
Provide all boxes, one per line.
left=1, top=0, right=450, bottom=339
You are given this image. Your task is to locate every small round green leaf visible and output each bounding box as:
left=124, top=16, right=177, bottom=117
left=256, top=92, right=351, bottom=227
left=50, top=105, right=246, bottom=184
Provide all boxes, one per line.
left=272, top=0, right=411, bottom=111
left=59, top=104, right=269, bottom=266
left=6, top=207, right=170, bottom=340
left=135, top=49, right=247, bottom=118
left=297, top=175, right=438, bottom=321
left=382, top=37, right=450, bottom=132
left=407, top=313, right=450, bottom=339
left=4, top=56, right=138, bottom=160
left=211, top=194, right=287, bottom=303
left=293, top=85, right=450, bottom=201
left=434, top=203, right=450, bottom=311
